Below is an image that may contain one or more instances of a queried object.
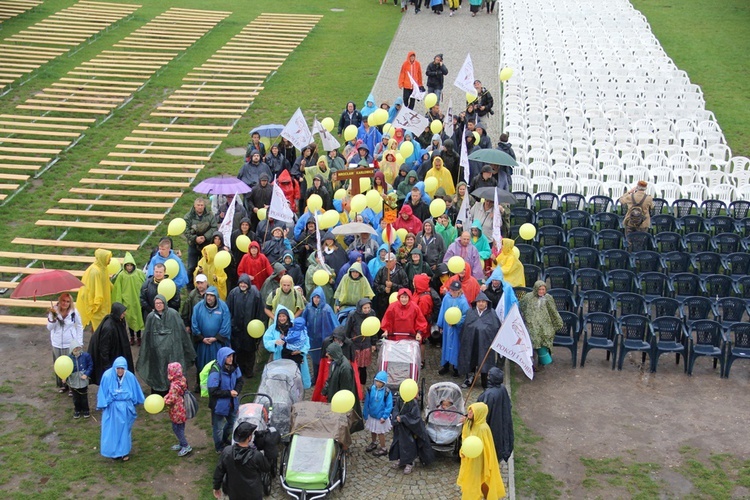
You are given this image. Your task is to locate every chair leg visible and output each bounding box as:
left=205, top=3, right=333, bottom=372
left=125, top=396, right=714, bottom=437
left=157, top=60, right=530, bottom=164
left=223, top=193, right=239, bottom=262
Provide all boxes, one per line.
left=651, top=351, right=659, bottom=373
left=571, top=345, right=577, bottom=368
left=724, top=357, right=734, bottom=378
left=687, top=353, right=696, bottom=375
left=617, top=347, right=626, bottom=370
left=580, top=344, right=588, bottom=367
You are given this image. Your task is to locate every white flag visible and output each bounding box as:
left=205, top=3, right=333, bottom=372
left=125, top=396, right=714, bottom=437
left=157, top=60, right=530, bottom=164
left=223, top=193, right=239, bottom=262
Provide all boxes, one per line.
left=268, top=182, right=295, bottom=223
left=492, top=187, right=503, bottom=248
left=443, top=99, right=454, bottom=138
left=456, top=191, right=471, bottom=228
left=312, top=118, right=341, bottom=151
left=460, top=134, right=470, bottom=183
left=407, top=72, right=425, bottom=101
left=281, top=108, right=313, bottom=151
left=314, top=212, right=323, bottom=264
left=393, top=106, right=430, bottom=137
left=454, top=53, right=477, bottom=96
left=491, top=303, right=534, bottom=380
left=217, top=192, right=238, bottom=250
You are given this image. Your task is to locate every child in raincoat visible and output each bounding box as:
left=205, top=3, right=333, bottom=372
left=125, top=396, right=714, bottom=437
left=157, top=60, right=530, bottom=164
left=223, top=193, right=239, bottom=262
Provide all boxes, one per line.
left=163, top=362, right=192, bottom=457
left=363, top=371, right=393, bottom=457
left=195, top=243, right=228, bottom=300
left=457, top=402, right=505, bottom=499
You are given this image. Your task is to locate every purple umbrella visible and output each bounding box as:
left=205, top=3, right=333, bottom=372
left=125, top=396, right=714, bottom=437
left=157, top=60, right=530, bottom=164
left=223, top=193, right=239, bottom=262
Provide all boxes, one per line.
left=193, top=175, right=251, bottom=195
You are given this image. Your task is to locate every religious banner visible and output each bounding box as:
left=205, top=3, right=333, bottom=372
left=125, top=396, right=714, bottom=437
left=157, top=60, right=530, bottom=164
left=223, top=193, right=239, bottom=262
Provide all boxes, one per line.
left=217, top=191, right=238, bottom=250
left=492, top=188, right=503, bottom=248
left=314, top=211, right=324, bottom=264
left=393, top=106, right=430, bottom=137
left=281, top=108, right=313, bottom=150
left=491, top=303, right=534, bottom=380
left=454, top=53, right=477, bottom=96
left=268, top=182, right=295, bottom=223
left=456, top=192, right=471, bottom=229
left=312, top=118, right=340, bottom=151
left=443, top=98, right=454, bottom=138
left=459, top=133, right=470, bottom=184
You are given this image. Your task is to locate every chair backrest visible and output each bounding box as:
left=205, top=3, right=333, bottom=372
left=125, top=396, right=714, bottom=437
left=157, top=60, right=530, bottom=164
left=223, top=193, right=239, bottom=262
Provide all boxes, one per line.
left=531, top=177, right=555, bottom=194
left=592, top=212, right=621, bottom=231
left=583, top=312, right=617, bottom=339
left=524, top=264, right=542, bottom=286
left=556, top=311, right=580, bottom=340
left=615, top=292, right=648, bottom=316
left=571, top=248, right=600, bottom=271
left=540, top=245, right=571, bottom=268
left=683, top=232, right=712, bottom=253
left=639, top=272, right=669, bottom=298
left=701, top=199, right=727, bottom=218
left=654, top=232, right=684, bottom=253
left=689, top=320, right=724, bottom=347
left=707, top=215, right=735, bottom=235
left=713, top=233, right=742, bottom=254
left=512, top=191, right=532, bottom=210
left=563, top=209, right=591, bottom=229
left=510, top=207, right=536, bottom=225
left=626, top=231, right=655, bottom=252
left=536, top=208, right=564, bottom=227
left=596, top=229, right=624, bottom=250
left=724, top=252, right=750, bottom=276
left=618, top=315, right=650, bottom=341
left=575, top=269, right=606, bottom=293
left=670, top=273, right=702, bottom=298
left=547, top=288, right=577, bottom=313
left=607, top=269, right=638, bottom=295
left=537, top=226, right=566, bottom=247
left=677, top=215, right=706, bottom=234
left=600, top=249, right=630, bottom=272
left=650, top=214, right=677, bottom=233
left=716, top=298, right=748, bottom=324
left=560, top=194, right=586, bottom=212
left=533, top=191, right=560, bottom=210
left=672, top=199, right=698, bottom=217
left=727, top=322, right=750, bottom=349
left=567, top=227, right=597, bottom=249
left=702, top=274, right=734, bottom=298
left=513, top=287, right=532, bottom=302
left=680, top=296, right=715, bottom=323
left=651, top=316, right=685, bottom=343
left=587, top=195, right=613, bottom=214
left=692, top=252, right=723, bottom=275
left=544, top=266, right=574, bottom=292
left=579, top=290, right=614, bottom=316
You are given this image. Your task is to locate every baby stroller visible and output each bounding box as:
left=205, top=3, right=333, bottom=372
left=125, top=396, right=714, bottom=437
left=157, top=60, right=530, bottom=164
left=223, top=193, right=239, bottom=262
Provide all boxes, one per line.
left=424, top=381, right=465, bottom=455
left=233, top=393, right=276, bottom=496
left=256, top=359, right=304, bottom=440
left=280, top=401, right=350, bottom=500
left=377, top=338, right=425, bottom=409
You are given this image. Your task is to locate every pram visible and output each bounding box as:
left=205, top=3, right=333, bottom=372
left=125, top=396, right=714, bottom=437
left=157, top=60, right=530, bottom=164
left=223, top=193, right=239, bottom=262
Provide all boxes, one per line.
left=280, top=401, right=351, bottom=500
left=232, top=393, right=276, bottom=496
left=424, top=381, right=465, bottom=455
left=256, top=359, right=304, bottom=440
left=377, top=338, right=425, bottom=408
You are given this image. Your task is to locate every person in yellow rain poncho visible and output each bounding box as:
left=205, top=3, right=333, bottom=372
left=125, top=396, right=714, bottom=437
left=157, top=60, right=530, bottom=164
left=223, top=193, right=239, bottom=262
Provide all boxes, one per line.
left=494, top=238, right=525, bottom=288
left=457, top=402, right=506, bottom=500
left=379, top=138, right=400, bottom=186
left=112, top=252, right=146, bottom=345
left=195, top=243, right=227, bottom=300
left=425, top=156, right=456, bottom=196
left=77, top=248, right=113, bottom=331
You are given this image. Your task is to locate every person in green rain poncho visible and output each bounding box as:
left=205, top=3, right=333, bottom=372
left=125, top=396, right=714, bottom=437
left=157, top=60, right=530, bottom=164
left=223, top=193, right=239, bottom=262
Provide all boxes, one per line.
left=469, top=220, right=492, bottom=260
left=304, top=253, right=335, bottom=305
left=112, top=252, right=146, bottom=346
left=333, top=262, right=374, bottom=312
left=436, top=212, right=458, bottom=247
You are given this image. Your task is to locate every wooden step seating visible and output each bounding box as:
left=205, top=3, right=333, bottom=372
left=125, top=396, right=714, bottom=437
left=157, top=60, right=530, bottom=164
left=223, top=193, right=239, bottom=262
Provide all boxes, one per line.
left=0, top=316, right=49, bottom=326
left=1, top=7, right=231, bottom=203
left=0, top=265, right=84, bottom=277
left=12, top=238, right=139, bottom=252
left=0, top=1, right=140, bottom=92
left=0, top=0, right=42, bottom=22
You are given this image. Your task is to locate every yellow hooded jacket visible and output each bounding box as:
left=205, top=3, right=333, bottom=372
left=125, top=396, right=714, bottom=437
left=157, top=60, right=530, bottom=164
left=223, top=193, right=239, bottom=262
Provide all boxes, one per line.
left=495, top=238, right=525, bottom=287
left=425, top=156, right=456, bottom=196
left=195, top=243, right=227, bottom=300
left=76, top=248, right=113, bottom=330
left=457, top=402, right=506, bottom=500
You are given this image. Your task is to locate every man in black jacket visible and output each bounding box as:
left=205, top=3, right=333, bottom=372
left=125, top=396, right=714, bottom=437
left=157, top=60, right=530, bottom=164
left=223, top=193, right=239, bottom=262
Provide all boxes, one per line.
left=140, top=264, right=180, bottom=329
left=213, top=422, right=279, bottom=500
left=425, top=54, right=448, bottom=102
left=473, top=80, right=494, bottom=117
left=337, top=101, right=362, bottom=135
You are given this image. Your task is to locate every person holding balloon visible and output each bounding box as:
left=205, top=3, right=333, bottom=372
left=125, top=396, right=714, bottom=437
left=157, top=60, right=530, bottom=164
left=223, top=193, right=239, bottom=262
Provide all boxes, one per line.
left=322, top=343, right=363, bottom=434
left=192, top=287, right=232, bottom=378
left=66, top=340, right=92, bottom=419
left=96, top=356, right=145, bottom=461
left=226, top=274, right=263, bottom=378
left=113, top=254, right=146, bottom=348
left=47, top=292, right=84, bottom=394
left=437, top=281, right=471, bottom=379
left=389, top=379, right=434, bottom=474
left=195, top=243, right=229, bottom=300
left=457, top=402, right=505, bottom=499
left=140, top=264, right=180, bottom=331
left=146, top=238, right=188, bottom=290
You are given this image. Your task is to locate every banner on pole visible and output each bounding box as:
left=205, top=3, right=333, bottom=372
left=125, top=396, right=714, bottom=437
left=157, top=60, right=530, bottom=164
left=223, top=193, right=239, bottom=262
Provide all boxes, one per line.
left=268, top=182, right=295, bottom=223
left=491, top=303, right=534, bottom=379
left=393, top=106, right=430, bottom=137
left=454, top=54, right=477, bottom=96
left=281, top=108, right=313, bottom=150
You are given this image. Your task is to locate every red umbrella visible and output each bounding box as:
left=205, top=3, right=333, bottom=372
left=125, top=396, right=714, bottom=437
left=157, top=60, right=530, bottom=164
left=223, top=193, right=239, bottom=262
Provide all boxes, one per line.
left=10, top=270, right=84, bottom=301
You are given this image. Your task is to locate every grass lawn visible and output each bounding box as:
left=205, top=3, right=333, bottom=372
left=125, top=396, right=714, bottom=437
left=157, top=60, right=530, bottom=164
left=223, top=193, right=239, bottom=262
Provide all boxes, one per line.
left=631, top=0, right=750, bottom=157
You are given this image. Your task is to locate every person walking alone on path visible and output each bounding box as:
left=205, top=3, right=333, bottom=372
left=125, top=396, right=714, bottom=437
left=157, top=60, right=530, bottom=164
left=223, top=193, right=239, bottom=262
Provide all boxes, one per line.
left=398, top=51, right=423, bottom=109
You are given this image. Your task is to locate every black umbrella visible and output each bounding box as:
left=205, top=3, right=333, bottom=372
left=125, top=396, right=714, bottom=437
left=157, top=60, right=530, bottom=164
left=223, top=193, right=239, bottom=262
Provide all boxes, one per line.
left=470, top=187, right=517, bottom=204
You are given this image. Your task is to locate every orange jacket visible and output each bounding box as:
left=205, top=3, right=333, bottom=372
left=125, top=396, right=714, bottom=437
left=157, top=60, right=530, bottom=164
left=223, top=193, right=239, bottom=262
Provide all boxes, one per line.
left=398, top=51, right=423, bottom=90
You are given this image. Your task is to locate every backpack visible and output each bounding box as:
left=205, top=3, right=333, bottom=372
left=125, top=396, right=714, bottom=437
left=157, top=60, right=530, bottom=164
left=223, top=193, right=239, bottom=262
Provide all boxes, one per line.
left=625, top=193, right=647, bottom=229
left=199, top=360, right=218, bottom=398
left=183, top=390, right=199, bottom=419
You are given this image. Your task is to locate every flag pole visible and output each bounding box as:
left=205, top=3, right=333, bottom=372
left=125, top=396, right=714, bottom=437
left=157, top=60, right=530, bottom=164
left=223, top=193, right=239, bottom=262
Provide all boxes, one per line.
left=465, top=345, right=496, bottom=402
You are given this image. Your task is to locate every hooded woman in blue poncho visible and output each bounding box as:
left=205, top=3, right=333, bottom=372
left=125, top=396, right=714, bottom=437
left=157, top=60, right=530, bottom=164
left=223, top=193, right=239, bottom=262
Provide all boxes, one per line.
left=263, top=305, right=312, bottom=388
left=96, top=356, right=145, bottom=460
left=301, top=287, right=340, bottom=382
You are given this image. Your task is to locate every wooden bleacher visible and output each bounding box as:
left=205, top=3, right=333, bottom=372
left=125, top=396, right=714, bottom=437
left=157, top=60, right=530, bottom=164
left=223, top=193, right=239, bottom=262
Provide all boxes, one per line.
left=0, top=0, right=43, bottom=23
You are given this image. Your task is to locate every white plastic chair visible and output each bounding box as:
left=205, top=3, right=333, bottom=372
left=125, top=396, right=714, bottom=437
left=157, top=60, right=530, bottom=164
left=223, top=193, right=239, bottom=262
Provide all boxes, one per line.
left=581, top=178, right=604, bottom=197
left=706, top=144, right=732, bottom=165
left=650, top=167, right=675, bottom=184
left=710, top=184, right=737, bottom=204
left=512, top=175, right=531, bottom=193
left=727, top=156, right=750, bottom=173
left=674, top=169, right=698, bottom=185
left=527, top=148, right=550, bottom=164
left=531, top=175, right=554, bottom=193
left=667, top=153, right=691, bottom=170
left=729, top=169, right=750, bottom=188
left=527, top=161, right=552, bottom=178
left=606, top=181, right=630, bottom=200
left=737, top=184, right=750, bottom=201
left=701, top=170, right=728, bottom=188
left=574, top=164, right=599, bottom=181
left=682, top=183, right=710, bottom=204
left=657, top=182, right=684, bottom=203
left=624, top=166, right=651, bottom=185
left=599, top=165, right=625, bottom=183
left=553, top=177, right=581, bottom=196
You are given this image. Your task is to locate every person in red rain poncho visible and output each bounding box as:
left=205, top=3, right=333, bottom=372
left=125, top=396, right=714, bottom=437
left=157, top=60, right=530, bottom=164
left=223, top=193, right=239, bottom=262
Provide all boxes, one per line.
left=276, top=169, right=300, bottom=213
left=236, top=241, right=272, bottom=290
left=393, top=204, right=423, bottom=235
left=412, top=273, right=436, bottom=366
left=440, top=261, right=481, bottom=304
left=381, top=288, right=428, bottom=342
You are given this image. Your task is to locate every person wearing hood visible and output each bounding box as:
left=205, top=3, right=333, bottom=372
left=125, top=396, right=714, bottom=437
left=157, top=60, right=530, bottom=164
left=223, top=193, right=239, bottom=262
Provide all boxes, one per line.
left=373, top=132, right=391, bottom=161
left=261, top=225, right=291, bottom=266
left=442, top=259, right=482, bottom=304
left=96, top=356, right=145, bottom=461
left=438, top=138, right=461, bottom=187
left=227, top=274, right=263, bottom=378
left=334, top=261, right=375, bottom=311
left=259, top=262, right=286, bottom=305
left=361, top=93, right=378, bottom=119
left=496, top=132, right=516, bottom=174
left=279, top=136, right=297, bottom=167
left=213, top=421, right=277, bottom=500
left=88, top=303, right=134, bottom=385
left=348, top=230, right=380, bottom=263
left=304, top=155, right=333, bottom=192
left=417, top=125, right=434, bottom=150
left=425, top=156, right=456, bottom=196
left=163, top=362, right=192, bottom=457
left=305, top=173, right=333, bottom=212
left=425, top=53, right=448, bottom=102
left=520, top=280, right=563, bottom=371
left=265, top=272, right=306, bottom=317
left=475, top=122, right=492, bottom=150
left=265, top=143, right=291, bottom=178
left=457, top=402, right=506, bottom=499
left=452, top=181, right=474, bottom=224
left=244, top=173, right=273, bottom=229
left=495, top=238, right=525, bottom=287
left=380, top=144, right=400, bottom=186
left=192, top=287, right=232, bottom=374
left=482, top=267, right=506, bottom=309
left=275, top=169, right=301, bottom=214
left=436, top=212, right=458, bottom=247
left=358, top=115, right=382, bottom=158
left=469, top=220, right=492, bottom=261
left=231, top=217, right=258, bottom=264
left=208, top=346, right=245, bottom=452
left=140, top=263, right=181, bottom=328
left=344, top=298, right=378, bottom=383
left=437, top=281, right=471, bottom=378
left=368, top=243, right=390, bottom=278
left=458, top=291, right=501, bottom=389
left=322, top=342, right=363, bottom=433
left=477, top=367, right=514, bottom=463
left=337, top=101, right=362, bottom=135
left=387, top=97, right=404, bottom=124
left=302, top=287, right=340, bottom=381
left=321, top=230, right=348, bottom=272
left=237, top=241, right=273, bottom=291
left=213, top=194, right=249, bottom=233
left=48, top=293, right=84, bottom=393
left=137, top=294, right=196, bottom=396
left=238, top=150, right=273, bottom=190
left=372, top=252, right=411, bottom=316
left=416, top=219, right=446, bottom=271
left=312, top=325, right=362, bottom=400
left=348, top=143, right=373, bottom=166
left=401, top=131, right=421, bottom=168
left=412, top=273, right=439, bottom=362
left=184, top=198, right=218, bottom=290
left=444, top=231, right=485, bottom=282
left=336, top=250, right=373, bottom=287
left=394, top=203, right=424, bottom=236
left=263, top=306, right=312, bottom=388
left=147, top=238, right=189, bottom=290
left=281, top=251, right=303, bottom=285
left=304, top=253, right=335, bottom=303
left=195, top=243, right=228, bottom=300
left=76, top=248, right=113, bottom=330
left=404, top=247, right=433, bottom=284
left=295, top=218, right=321, bottom=274
left=389, top=385, right=434, bottom=474
left=67, top=340, right=93, bottom=419
left=426, top=133, right=443, bottom=154
left=381, top=288, right=428, bottom=342
left=397, top=51, right=423, bottom=109
left=363, top=370, right=393, bottom=457
left=396, top=169, right=419, bottom=203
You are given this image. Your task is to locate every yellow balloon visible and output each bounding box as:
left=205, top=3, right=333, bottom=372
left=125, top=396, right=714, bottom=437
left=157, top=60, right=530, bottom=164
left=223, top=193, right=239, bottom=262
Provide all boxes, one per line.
left=246, top=319, right=265, bottom=339
left=429, top=198, right=446, bottom=218
left=361, top=316, right=381, bottom=337
left=444, top=306, right=462, bottom=325
left=236, top=235, right=251, bottom=253
left=424, top=176, right=439, bottom=195
left=461, top=435, right=484, bottom=458
left=396, top=228, right=408, bottom=242
left=164, top=258, right=179, bottom=279
left=107, top=258, right=121, bottom=275
left=318, top=210, right=339, bottom=229
left=344, top=124, right=358, bottom=142
left=512, top=246, right=520, bottom=259
left=167, top=218, right=186, bottom=236
left=215, top=250, right=231, bottom=270
left=157, top=278, right=176, bottom=301
left=359, top=177, right=371, bottom=193
left=499, top=66, right=514, bottom=82
left=257, top=208, right=267, bottom=221
left=321, top=117, right=334, bottom=132
left=366, top=189, right=382, bottom=212
left=399, top=141, right=414, bottom=159
left=351, top=193, right=367, bottom=213
left=331, top=389, right=355, bottom=414
left=395, top=153, right=405, bottom=166
left=424, top=93, right=438, bottom=109
left=334, top=188, right=347, bottom=201
left=519, top=223, right=537, bottom=240
left=447, top=256, right=466, bottom=274
left=473, top=131, right=480, bottom=144
left=382, top=227, right=396, bottom=244
left=466, top=92, right=478, bottom=104
left=430, top=119, right=443, bottom=135
left=307, top=194, right=323, bottom=213
left=54, top=355, right=74, bottom=380
left=399, top=378, right=418, bottom=402
left=369, top=108, right=388, bottom=126
left=383, top=123, right=395, bottom=137
left=313, top=269, right=330, bottom=287
left=144, top=394, right=165, bottom=415
left=389, top=292, right=398, bottom=304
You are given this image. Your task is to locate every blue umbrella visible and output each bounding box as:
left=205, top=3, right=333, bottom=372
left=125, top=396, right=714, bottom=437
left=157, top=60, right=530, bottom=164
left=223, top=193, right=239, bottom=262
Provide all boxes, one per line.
left=249, top=124, right=285, bottom=138
left=194, top=175, right=250, bottom=195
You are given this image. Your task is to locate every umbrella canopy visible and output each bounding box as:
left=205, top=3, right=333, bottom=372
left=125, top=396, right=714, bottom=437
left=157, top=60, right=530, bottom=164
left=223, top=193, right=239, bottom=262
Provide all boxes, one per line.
left=331, top=222, right=378, bottom=236
left=194, top=175, right=251, bottom=195
left=470, top=187, right=518, bottom=204
left=11, top=270, right=84, bottom=300
left=468, top=148, right=518, bottom=167
left=250, top=124, right=285, bottom=138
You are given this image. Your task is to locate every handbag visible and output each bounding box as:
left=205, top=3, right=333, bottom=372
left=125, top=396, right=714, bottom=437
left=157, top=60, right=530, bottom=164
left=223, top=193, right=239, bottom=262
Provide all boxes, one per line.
left=184, top=391, right=199, bottom=419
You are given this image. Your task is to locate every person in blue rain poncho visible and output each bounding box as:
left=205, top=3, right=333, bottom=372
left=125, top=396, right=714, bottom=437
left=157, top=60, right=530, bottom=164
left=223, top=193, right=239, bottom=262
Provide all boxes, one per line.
left=301, top=287, right=340, bottom=382
left=437, top=281, right=471, bottom=379
left=357, top=116, right=383, bottom=156
left=191, top=286, right=231, bottom=373
left=387, top=97, right=404, bottom=124
left=368, top=243, right=390, bottom=278
left=146, top=237, right=189, bottom=290
left=96, top=356, right=145, bottom=460
left=361, top=93, right=378, bottom=119
left=470, top=219, right=492, bottom=260
left=263, top=306, right=312, bottom=388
